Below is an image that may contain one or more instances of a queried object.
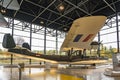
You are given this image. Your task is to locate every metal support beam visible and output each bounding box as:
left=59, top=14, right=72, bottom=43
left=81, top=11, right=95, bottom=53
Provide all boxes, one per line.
left=11, top=19, right=14, bottom=36
left=66, top=0, right=120, bottom=29
left=97, top=32, right=101, bottom=57
left=25, top=0, right=73, bottom=20
left=14, top=0, right=24, bottom=17
left=11, top=18, right=14, bottom=65
left=18, top=68, right=22, bottom=80
left=116, top=12, right=120, bottom=52
left=3, top=0, right=13, bottom=10
left=103, top=0, right=116, bottom=12
left=32, top=0, right=56, bottom=22
left=56, top=30, right=58, bottom=54
left=19, top=10, right=67, bottom=27
left=90, top=1, right=101, bottom=13
left=10, top=54, right=13, bottom=65
left=91, top=0, right=120, bottom=14
left=29, top=24, right=32, bottom=74
left=64, top=0, right=91, bottom=15
left=30, top=23, right=32, bottom=49
left=44, top=27, right=47, bottom=54
left=29, top=23, right=32, bottom=64
left=19, top=0, right=89, bottom=30
left=47, top=0, right=89, bottom=26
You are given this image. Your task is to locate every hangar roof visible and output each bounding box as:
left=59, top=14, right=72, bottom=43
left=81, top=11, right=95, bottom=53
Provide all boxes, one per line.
left=2, top=0, right=120, bottom=32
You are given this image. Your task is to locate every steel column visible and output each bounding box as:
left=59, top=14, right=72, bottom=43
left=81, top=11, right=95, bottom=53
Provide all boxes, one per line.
left=44, top=27, right=46, bottom=54
left=97, top=32, right=100, bottom=57
left=30, top=24, right=32, bottom=49
left=56, top=30, right=58, bottom=54
left=29, top=23, right=32, bottom=64
left=116, top=12, right=120, bottom=52
left=11, top=18, right=14, bottom=65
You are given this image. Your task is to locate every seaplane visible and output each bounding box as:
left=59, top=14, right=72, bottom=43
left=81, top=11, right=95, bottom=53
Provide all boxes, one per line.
left=3, top=16, right=108, bottom=65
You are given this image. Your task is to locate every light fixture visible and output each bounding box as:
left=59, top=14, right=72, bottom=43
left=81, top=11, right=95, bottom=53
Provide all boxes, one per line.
left=1, top=9, right=6, bottom=13
left=40, top=21, right=44, bottom=24
left=63, top=27, right=68, bottom=31
left=58, top=3, right=65, bottom=11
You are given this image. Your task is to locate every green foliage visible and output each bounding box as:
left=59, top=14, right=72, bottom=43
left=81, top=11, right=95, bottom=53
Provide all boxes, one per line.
left=85, top=45, right=117, bottom=58
left=100, top=45, right=116, bottom=58
left=33, top=50, right=43, bottom=54
left=46, top=50, right=56, bottom=55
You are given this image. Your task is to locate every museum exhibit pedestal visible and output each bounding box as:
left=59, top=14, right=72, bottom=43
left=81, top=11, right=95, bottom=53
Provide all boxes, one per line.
left=104, top=53, right=120, bottom=76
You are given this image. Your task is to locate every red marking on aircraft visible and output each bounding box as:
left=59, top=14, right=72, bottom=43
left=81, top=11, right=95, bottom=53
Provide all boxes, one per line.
left=82, top=34, right=94, bottom=42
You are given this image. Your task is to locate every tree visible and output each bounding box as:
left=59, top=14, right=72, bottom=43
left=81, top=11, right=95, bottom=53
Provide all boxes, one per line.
left=109, top=46, right=114, bottom=53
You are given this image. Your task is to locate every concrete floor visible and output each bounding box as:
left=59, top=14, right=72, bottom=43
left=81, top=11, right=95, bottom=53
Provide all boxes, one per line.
left=58, top=66, right=120, bottom=80
left=0, top=65, right=120, bottom=80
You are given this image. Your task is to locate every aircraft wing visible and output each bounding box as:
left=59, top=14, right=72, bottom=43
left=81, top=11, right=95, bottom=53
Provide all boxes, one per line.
left=7, top=48, right=108, bottom=64
left=7, top=48, right=80, bottom=63
left=60, top=16, right=107, bottom=51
